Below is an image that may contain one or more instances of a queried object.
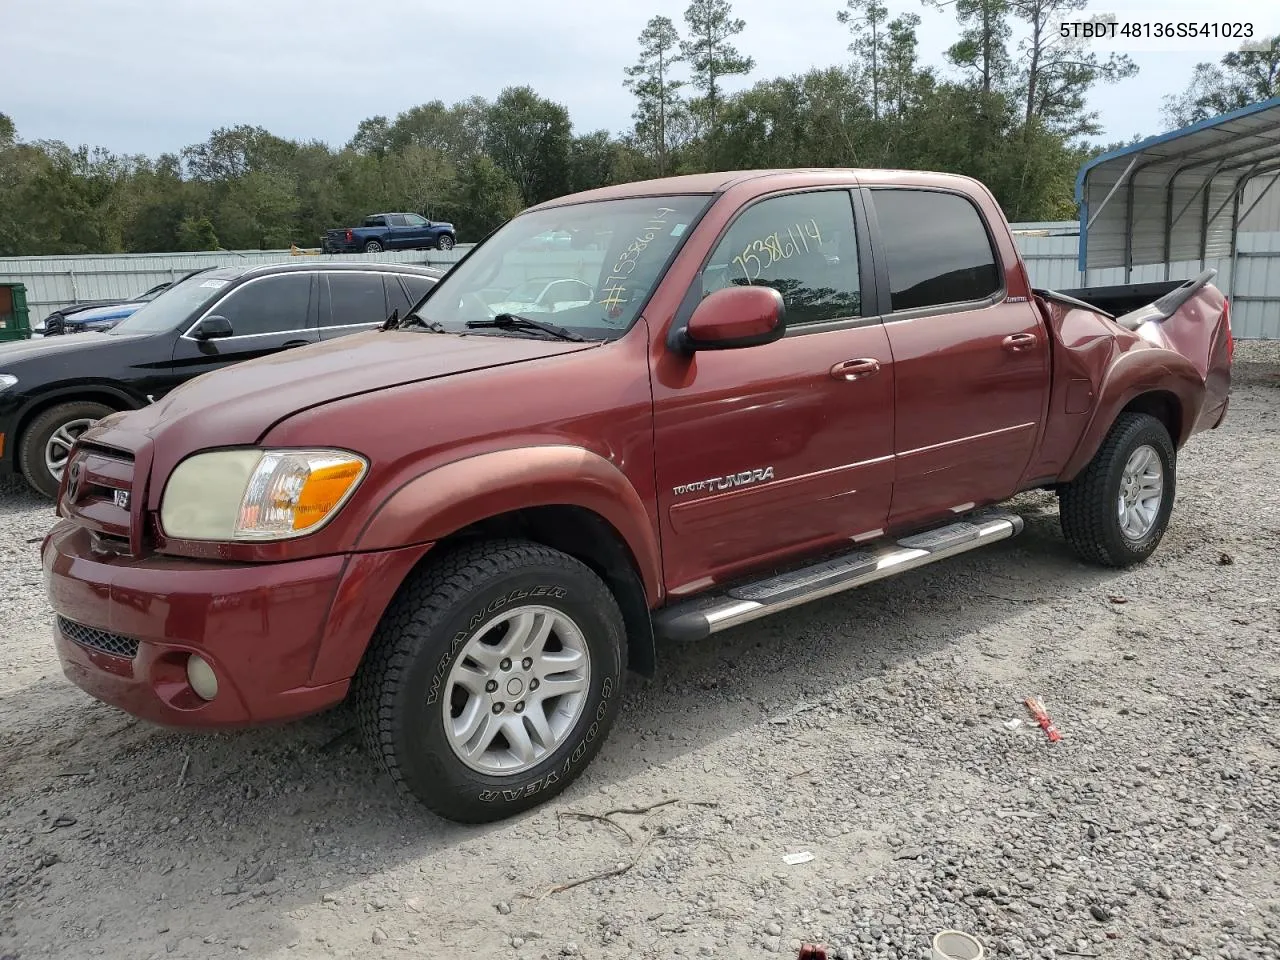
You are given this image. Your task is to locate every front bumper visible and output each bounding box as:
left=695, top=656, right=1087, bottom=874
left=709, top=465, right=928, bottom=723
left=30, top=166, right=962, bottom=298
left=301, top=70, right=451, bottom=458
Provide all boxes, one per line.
left=42, top=521, right=431, bottom=728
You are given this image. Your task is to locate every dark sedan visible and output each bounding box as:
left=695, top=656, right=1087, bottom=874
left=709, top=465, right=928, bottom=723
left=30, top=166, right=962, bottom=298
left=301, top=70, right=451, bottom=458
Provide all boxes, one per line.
left=0, top=260, right=441, bottom=497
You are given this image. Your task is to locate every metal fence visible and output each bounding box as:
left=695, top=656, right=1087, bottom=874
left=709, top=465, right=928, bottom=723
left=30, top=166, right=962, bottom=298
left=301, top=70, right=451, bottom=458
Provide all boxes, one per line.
left=2, top=225, right=1278, bottom=338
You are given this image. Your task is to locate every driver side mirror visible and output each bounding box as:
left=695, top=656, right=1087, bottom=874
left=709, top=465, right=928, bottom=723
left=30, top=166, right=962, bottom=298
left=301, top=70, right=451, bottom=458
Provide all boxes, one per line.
left=192, top=315, right=233, bottom=340
left=672, top=286, right=786, bottom=354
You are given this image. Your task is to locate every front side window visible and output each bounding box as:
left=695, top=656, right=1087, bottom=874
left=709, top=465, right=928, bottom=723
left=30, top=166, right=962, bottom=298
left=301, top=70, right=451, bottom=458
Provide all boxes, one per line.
left=871, top=189, right=1001, bottom=312
left=702, top=190, right=862, bottom=325
left=416, top=194, right=710, bottom=339
left=211, top=274, right=313, bottom=337
left=324, top=273, right=386, bottom=326
left=404, top=214, right=428, bottom=226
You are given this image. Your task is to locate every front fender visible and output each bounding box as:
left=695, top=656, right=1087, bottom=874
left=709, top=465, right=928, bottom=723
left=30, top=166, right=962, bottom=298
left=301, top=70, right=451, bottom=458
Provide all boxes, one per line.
left=1059, top=345, right=1204, bottom=481
left=353, top=444, right=663, bottom=604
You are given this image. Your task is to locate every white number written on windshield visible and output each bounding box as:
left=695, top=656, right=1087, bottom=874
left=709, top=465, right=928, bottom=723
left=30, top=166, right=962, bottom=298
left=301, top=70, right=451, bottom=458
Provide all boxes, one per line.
left=597, top=207, right=679, bottom=314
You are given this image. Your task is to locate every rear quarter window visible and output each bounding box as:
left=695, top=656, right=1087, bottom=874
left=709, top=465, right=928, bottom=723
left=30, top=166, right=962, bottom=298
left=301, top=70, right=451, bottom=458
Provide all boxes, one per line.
left=871, top=188, right=1002, bottom=312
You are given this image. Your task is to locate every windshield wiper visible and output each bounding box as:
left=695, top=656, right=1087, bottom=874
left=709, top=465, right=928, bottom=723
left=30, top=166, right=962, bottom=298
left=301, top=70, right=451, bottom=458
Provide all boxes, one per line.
left=465, top=313, right=586, bottom=342
left=383, top=309, right=447, bottom=334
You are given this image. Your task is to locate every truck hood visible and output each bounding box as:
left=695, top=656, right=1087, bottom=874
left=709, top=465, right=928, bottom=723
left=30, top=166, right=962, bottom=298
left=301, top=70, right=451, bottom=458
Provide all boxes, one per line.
left=117, top=329, right=600, bottom=452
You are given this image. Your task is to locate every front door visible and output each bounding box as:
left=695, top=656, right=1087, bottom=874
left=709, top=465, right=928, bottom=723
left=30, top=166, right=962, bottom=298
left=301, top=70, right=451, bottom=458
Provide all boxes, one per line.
left=865, top=187, right=1050, bottom=528
left=651, top=188, right=897, bottom=593
left=169, top=272, right=320, bottom=384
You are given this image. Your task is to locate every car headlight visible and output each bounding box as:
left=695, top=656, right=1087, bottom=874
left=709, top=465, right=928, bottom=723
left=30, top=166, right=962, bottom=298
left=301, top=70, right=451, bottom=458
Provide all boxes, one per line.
left=160, top=448, right=368, bottom=542
left=0, top=374, right=16, bottom=394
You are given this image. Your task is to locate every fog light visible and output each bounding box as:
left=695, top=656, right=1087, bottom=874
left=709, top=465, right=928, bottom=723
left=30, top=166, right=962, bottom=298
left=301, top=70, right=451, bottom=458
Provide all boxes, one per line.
left=186, top=654, right=218, bottom=701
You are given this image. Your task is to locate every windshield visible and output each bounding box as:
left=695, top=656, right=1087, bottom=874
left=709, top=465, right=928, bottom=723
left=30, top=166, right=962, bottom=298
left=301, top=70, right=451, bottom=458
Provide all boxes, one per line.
left=108, top=270, right=237, bottom=336
left=416, top=194, right=709, bottom=339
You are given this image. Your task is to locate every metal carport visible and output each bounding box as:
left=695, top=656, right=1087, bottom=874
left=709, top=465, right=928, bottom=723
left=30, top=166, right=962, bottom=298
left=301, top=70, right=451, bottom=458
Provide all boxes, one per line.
left=1075, top=95, right=1280, bottom=336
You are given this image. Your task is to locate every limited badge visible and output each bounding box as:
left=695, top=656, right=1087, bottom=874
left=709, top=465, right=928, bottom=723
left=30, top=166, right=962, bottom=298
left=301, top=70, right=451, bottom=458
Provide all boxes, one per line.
left=113, top=489, right=130, bottom=510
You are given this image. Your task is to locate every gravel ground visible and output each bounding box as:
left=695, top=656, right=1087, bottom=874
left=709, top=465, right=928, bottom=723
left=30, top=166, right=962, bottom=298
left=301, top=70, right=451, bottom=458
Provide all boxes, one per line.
left=2, top=342, right=1278, bottom=960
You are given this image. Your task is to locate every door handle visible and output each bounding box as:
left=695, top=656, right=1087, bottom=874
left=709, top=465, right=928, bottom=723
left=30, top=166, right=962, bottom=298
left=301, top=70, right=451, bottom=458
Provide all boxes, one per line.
left=830, top=358, right=881, bottom=381
left=1002, top=332, right=1038, bottom=352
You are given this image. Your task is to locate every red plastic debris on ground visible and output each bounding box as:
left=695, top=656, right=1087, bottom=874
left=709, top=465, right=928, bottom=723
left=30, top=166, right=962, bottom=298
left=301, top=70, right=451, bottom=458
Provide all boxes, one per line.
left=797, top=945, right=829, bottom=960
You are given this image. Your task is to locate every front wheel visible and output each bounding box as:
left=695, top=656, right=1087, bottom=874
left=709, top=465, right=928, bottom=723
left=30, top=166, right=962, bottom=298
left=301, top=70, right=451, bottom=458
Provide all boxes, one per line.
left=353, top=538, right=626, bottom=823
left=19, top=401, right=114, bottom=499
left=1058, top=412, right=1176, bottom=568
left=436, top=234, right=455, bottom=251
left=363, top=240, right=384, bottom=253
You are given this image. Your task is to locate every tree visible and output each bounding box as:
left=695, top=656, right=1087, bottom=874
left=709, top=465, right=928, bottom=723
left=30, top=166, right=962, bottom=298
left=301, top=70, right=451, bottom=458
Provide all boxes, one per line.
left=882, top=13, right=931, bottom=117
left=838, top=0, right=890, bottom=119
left=348, top=115, right=392, bottom=157
left=924, top=0, right=1011, bottom=96
left=1008, top=0, right=1137, bottom=136
left=482, top=86, right=573, bottom=206
left=680, top=0, right=755, bottom=164
left=448, top=155, right=524, bottom=238
left=1163, top=36, right=1280, bottom=128
left=0, top=113, right=14, bottom=148
left=624, top=16, right=686, bottom=175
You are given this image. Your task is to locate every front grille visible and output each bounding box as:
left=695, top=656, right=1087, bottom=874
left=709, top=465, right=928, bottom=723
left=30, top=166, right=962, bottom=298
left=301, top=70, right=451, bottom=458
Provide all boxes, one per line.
left=58, top=616, right=139, bottom=660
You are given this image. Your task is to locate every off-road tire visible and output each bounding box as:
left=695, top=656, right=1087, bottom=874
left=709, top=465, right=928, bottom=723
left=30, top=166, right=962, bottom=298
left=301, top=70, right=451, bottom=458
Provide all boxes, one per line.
left=1058, top=412, right=1176, bottom=568
left=353, top=538, right=627, bottom=823
left=363, top=240, right=384, bottom=253
left=19, top=401, right=114, bottom=499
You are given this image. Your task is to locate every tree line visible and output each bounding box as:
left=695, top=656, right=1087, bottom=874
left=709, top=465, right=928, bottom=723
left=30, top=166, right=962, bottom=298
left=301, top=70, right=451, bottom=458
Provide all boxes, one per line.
left=0, top=3, right=1275, bottom=257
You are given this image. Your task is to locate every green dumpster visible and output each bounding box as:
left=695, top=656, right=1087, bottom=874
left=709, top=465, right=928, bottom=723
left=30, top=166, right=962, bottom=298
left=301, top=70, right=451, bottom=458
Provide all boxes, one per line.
left=0, top=283, right=32, bottom=342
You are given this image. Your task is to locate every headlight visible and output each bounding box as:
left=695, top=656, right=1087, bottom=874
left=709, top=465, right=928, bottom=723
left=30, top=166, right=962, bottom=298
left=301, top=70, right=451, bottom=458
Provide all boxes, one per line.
left=0, top=374, right=16, bottom=394
left=160, top=448, right=367, bottom=542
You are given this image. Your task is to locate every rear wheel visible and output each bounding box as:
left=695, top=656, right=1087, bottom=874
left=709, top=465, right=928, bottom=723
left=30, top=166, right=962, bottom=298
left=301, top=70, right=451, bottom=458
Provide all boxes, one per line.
left=363, top=239, right=384, bottom=253
left=19, top=401, right=114, bottom=499
left=1058, top=412, right=1176, bottom=568
left=353, top=538, right=626, bottom=823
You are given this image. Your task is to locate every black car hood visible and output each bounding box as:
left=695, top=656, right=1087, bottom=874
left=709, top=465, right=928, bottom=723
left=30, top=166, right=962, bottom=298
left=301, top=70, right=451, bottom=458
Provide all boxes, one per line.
left=0, top=331, right=150, bottom=364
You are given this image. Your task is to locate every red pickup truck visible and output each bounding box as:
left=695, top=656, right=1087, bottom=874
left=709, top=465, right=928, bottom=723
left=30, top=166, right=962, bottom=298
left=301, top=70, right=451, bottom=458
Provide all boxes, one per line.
left=42, top=169, right=1232, bottom=822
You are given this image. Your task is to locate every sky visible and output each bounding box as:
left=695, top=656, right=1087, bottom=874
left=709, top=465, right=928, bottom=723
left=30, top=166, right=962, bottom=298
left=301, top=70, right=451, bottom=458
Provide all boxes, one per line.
left=0, top=0, right=1268, bottom=159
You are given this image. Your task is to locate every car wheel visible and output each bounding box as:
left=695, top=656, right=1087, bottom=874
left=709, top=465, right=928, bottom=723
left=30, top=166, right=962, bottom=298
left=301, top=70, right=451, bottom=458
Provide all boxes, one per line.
left=364, top=240, right=384, bottom=253
left=1058, top=412, right=1176, bottom=568
left=353, top=538, right=627, bottom=823
left=19, top=401, right=115, bottom=499
left=436, top=234, right=455, bottom=251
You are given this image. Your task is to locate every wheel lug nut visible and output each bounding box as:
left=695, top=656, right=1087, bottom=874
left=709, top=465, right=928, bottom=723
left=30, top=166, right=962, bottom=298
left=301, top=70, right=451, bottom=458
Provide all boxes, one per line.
left=492, top=702, right=505, bottom=714
left=529, top=679, right=540, bottom=691
left=500, top=658, right=512, bottom=671
left=522, top=657, right=533, bottom=670
left=485, top=680, right=498, bottom=693
left=515, top=701, right=525, bottom=714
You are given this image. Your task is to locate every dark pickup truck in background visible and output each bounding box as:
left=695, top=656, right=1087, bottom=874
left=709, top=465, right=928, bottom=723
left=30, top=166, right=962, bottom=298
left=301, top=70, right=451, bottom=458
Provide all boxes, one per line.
left=322, top=213, right=456, bottom=254
left=43, top=167, right=1231, bottom=824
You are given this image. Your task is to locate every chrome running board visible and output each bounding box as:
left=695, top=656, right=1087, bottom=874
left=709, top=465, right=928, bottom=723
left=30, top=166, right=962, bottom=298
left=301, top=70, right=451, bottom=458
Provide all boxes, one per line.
left=653, top=510, right=1024, bottom=642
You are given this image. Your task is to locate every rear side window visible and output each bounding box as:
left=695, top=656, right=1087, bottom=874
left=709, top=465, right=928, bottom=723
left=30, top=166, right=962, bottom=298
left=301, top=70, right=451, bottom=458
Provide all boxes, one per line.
left=387, top=215, right=408, bottom=227
left=401, top=276, right=436, bottom=306
left=214, top=274, right=313, bottom=336
left=871, top=189, right=1001, bottom=312
left=325, top=273, right=387, bottom=326
left=702, top=190, right=862, bottom=325
left=384, top=276, right=419, bottom=318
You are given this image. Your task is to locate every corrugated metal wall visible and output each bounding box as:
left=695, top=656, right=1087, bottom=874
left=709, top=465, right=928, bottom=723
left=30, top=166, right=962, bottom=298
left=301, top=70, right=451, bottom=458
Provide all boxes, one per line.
left=2, top=226, right=1278, bottom=338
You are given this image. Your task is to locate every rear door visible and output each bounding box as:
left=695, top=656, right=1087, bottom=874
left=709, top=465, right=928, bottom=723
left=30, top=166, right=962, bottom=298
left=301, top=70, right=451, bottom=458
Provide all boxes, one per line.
left=318, top=270, right=401, bottom=340
left=865, top=186, right=1049, bottom=528
left=169, top=272, right=320, bottom=382
left=384, top=214, right=411, bottom=249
